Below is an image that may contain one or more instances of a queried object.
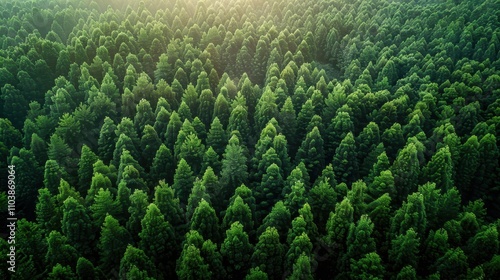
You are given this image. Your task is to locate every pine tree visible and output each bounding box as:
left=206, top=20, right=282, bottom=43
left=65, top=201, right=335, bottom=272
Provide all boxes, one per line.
left=256, top=164, right=285, bottom=221
left=192, top=117, right=207, bottom=142
left=326, top=111, right=354, bottom=161
left=345, top=215, right=376, bottom=273
left=76, top=257, right=96, bottom=280
left=126, top=190, right=149, bottom=242
left=308, top=178, right=337, bottom=232
left=325, top=198, right=354, bottom=258
left=61, top=197, right=94, bottom=256
left=36, top=188, right=61, bottom=233
left=435, top=248, right=468, bottom=279
left=149, top=144, right=174, bottom=186
left=202, top=147, right=222, bottom=176
left=48, top=264, right=76, bottom=279
left=190, top=199, right=221, bottom=243
left=177, top=245, right=211, bottom=280
left=201, top=239, right=227, bottom=279
left=390, top=192, right=427, bottom=239
left=186, top=179, right=211, bottom=220
left=285, top=233, right=313, bottom=275
left=223, top=196, right=254, bottom=234
left=119, top=245, right=157, bottom=279
left=472, top=134, right=499, bottom=202
left=140, top=125, right=161, bottom=170
left=280, top=97, right=298, bottom=154
left=114, top=180, right=132, bottom=225
left=47, top=134, right=73, bottom=170
left=254, top=87, right=279, bottom=133
left=77, top=145, right=98, bottom=192
left=43, top=159, right=66, bottom=195
left=179, top=133, right=205, bottom=175
left=214, top=93, right=231, bottom=128
left=90, top=188, right=116, bottom=227
left=221, top=222, right=254, bottom=278
left=220, top=135, right=249, bottom=200
left=258, top=201, right=291, bottom=243
left=295, top=126, right=325, bottom=182
left=98, top=214, right=131, bottom=275
left=228, top=105, right=251, bottom=145
left=206, top=117, right=227, bottom=157
left=251, top=226, right=285, bottom=279
left=165, top=111, right=183, bottom=151
left=388, top=228, right=420, bottom=273
left=332, top=132, right=358, bottom=185
left=173, top=158, right=195, bottom=206
left=198, top=89, right=215, bottom=127
left=116, top=149, right=145, bottom=187
left=422, top=146, right=454, bottom=191
left=246, top=267, right=269, bottom=280
left=456, top=135, right=480, bottom=200
left=287, top=253, right=313, bottom=280
left=153, top=181, right=185, bottom=228
left=391, top=143, right=420, bottom=205
left=368, top=170, right=395, bottom=202
left=296, top=99, right=315, bottom=146
left=422, top=229, right=449, bottom=273
left=466, top=225, right=499, bottom=267
left=45, top=230, right=79, bottom=269
left=97, top=117, right=117, bottom=164
left=139, top=203, right=177, bottom=279
left=112, top=134, right=139, bottom=170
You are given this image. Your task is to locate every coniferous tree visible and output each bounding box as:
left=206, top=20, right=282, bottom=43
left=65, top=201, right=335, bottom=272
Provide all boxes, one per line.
left=119, top=245, right=157, bottom=279
left=295, top=126, right=324, bottom=182
left=177, top=244, right=211, bottom=280
left=221, top=222, right=254, bottom=278
left=223, top=196, right=254, bottom=234
left=251, top=226, right=285, bottom=280
left=206, top=117, right=227, bottom=157
left=139, top=203, right=177, bottom=279
left=332, top=132, right=358, bottom=185
left=391, top=143, right=420, bottom=205
left=389, top=228, right=420, bottom=274
left=172, top=158, right=195, bottom=207
left=220, top=135, right=249, bottom=200
left=98, top=214, right=131, bottom=275
left=61, top=197, right=94, bottom=256
left=190, top=199, right=221, bottom=243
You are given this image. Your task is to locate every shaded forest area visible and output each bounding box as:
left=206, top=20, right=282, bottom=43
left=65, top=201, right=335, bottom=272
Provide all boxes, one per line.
left=1, top=0, right=500, bottom=279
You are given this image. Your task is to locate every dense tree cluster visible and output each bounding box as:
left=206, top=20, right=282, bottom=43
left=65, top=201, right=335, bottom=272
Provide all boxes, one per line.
left=1, top=0, right=500, bottom=279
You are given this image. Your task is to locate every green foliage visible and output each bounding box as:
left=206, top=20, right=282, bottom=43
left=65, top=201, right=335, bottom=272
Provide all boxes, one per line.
left=252, top=227, right=285, bottom=279
left=3, top=0, right=500, bottom=279
left=98, top=214, right=131, bottom=275
left=221, top=222, right=254, bottom=277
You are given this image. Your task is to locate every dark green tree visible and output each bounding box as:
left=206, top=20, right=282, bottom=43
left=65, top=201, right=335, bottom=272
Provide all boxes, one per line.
left=150, top=144, right=174, bottom=185
left=190, top=199, right=220, bottom=243
left=251, top=226, right=285, bottom=280
left=119, top=245, right=157, bottom=279
left=221, top=221, right=254, bottom=278
left=139, top=203, right=177, bottom=278
left=61, top=197, right=94, bottom=256
left=173, top=158, right=195, bottom=206
left=98, top=214, right=131, bottom=275
left=332, top=132, right=358, bottom=185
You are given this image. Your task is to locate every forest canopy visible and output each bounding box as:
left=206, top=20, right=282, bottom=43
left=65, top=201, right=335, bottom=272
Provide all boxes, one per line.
left=1, top=0, right=500, bottom=279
